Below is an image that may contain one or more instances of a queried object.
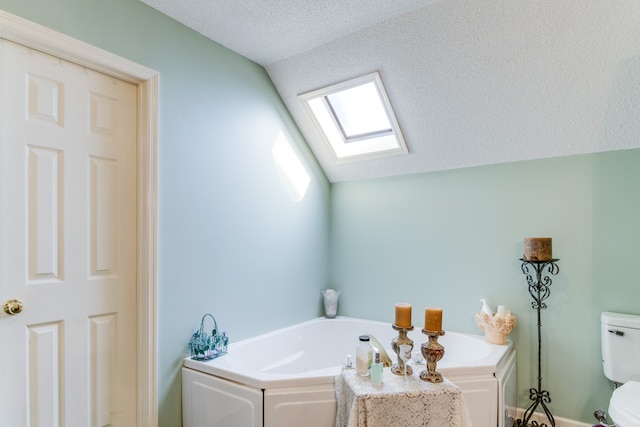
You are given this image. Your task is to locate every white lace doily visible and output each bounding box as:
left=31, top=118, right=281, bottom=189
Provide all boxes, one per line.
left=335, top=369, right=472, bottom=427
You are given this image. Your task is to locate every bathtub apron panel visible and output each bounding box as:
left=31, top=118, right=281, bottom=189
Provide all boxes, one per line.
left=451, top=376, right=498, bottom=427
left=497, top=350, right=518, bottom=427
left=182, top=368, right=263, bottom=427
left=264, top=384, right=337, bottom=427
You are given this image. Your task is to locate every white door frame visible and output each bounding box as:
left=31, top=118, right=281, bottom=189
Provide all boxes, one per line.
left=0, top=10, right=159, bottom=427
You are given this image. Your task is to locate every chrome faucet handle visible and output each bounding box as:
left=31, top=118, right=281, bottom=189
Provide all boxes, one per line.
left=343, top=354, right=353, bottom=370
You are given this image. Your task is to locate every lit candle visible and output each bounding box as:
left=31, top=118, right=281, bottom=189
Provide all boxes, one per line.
left=424, top=307, right=443, bottom=332
left=395, top=303, right=412, bottom=328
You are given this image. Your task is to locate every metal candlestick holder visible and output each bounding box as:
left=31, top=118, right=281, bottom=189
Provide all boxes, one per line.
left=420, top=329, right=445, bottom=383
left=516, top=259, right=559, bottom=427
left=391, top=324, right=414, bottom=376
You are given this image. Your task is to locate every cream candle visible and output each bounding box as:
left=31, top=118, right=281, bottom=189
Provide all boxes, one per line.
left=424, top=307, right=443, bottom=332
left=395, top=303, right=412, bottom=328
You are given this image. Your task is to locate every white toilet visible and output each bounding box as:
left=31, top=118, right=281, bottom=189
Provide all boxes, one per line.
left=601, top=312, right=640, bottom=427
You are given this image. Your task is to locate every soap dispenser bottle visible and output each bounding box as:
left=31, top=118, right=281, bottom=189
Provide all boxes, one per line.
left=371, top=350, right=383, bottom=385
left=480, top=298, right=494, bottom=317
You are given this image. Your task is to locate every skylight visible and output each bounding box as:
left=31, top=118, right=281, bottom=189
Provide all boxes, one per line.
left=299, top=72, right=408, bottom=162
left=325, top=82, right=392, bottom=141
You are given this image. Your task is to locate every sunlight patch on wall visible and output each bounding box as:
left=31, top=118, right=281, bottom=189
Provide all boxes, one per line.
left=272, top=132, right=310, bottom=201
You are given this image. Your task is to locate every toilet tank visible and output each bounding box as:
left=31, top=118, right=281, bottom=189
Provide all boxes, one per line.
left=601, top=312, right=640, bottom=383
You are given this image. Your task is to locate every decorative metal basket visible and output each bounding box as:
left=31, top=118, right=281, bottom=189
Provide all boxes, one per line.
left=188, top=313, right=228, bottom=361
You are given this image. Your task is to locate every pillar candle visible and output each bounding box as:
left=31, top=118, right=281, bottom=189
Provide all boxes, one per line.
left=424, top=307, right=443, bottom=331
left=395, top=303, right=412, bottom=328
left=523, top=237, right=552, bottom=261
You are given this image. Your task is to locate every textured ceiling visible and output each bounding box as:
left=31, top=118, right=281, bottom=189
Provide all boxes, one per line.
left=138, top=0, right=438, bottom=66
left=141, top=0, right=640, bottom=182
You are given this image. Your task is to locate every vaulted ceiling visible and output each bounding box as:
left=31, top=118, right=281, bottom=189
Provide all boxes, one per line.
left=140, top=0, right=640, bottom=182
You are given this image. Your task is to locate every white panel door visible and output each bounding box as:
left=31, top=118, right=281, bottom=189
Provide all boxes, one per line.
left=0, top=39, right=137, bottom=426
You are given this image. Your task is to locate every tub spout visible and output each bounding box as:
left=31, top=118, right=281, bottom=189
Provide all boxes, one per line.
left=365, top=334, right=393, bottom=367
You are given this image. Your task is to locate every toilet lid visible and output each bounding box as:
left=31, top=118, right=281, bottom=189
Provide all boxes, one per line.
left=610, top=382, right=640, bottom=426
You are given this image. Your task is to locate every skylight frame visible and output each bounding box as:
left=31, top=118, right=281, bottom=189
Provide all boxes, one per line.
left=299, top=72, right=408, bottom=163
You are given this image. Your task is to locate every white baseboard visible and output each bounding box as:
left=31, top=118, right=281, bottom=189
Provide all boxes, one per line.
left=513, top=408, right=593, bottom=427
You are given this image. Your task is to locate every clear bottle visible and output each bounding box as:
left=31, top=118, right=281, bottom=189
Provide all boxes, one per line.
left=356, top=335, right=372, bottom=377
left=371, top=350, right=383, bottom=385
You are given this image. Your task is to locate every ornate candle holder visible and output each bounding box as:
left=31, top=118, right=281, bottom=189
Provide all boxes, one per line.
left=420, top=329, right=445, bottom=383
left=391, top=324, right=414, bottom=376
left=516, top=258, right=559, bottom=427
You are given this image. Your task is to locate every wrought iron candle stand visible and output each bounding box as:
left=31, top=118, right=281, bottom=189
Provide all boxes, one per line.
left=420, top=329, right=445, bottom=383
left=516, top=259, right=559, bottom=427
left=391, top=324, right=414, bottom=376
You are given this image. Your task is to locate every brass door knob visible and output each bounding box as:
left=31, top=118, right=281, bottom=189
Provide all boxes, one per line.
left=3, top=299, right=23, bottom=315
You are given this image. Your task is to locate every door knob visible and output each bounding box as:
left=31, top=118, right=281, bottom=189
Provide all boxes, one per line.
left=3, top=299, right=23, bottom=315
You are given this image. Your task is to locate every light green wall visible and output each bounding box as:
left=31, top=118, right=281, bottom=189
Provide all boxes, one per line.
left=330, top=149, right=640, bottom=424
left=0, top=1, right=330, bottom=426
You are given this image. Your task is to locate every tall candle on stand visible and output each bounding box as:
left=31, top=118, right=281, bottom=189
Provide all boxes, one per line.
left=395, top=303, right=412, bottom=327
left=421, top=307, right=446, bottom=383
left=424, top=307, right=443, bottom=331
left=523, top=237, right=553, bottom=261
left=391, top=303, right=415, bottom=376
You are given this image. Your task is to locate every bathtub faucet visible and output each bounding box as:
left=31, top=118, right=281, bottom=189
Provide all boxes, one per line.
left=365, top=335, right=393, bottom=367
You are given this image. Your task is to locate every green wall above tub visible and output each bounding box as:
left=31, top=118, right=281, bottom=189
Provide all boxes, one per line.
left=329, top=148, right=640, bottom=424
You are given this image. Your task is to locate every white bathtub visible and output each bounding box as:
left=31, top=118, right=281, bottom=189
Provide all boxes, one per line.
left=182, top=317, right=516, bottom=427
